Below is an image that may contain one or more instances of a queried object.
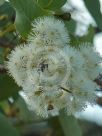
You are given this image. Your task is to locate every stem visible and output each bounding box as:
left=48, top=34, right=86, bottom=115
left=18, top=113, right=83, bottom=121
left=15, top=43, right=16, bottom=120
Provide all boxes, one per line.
left=59, top=110, right=82, bottom=136
left=54, top=12, right=71, bottom=21
left=0, top=24, right=15, bottom=37
left=60, top=86, right=72, bottom=94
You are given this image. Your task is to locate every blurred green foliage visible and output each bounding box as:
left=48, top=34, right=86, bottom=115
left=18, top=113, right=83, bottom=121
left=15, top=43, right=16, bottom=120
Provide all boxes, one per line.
left=84, top=0, right=102, bottom=30
left=0, top=74, right=21, bottom=101
left=0, top=112, right=20, bottom=136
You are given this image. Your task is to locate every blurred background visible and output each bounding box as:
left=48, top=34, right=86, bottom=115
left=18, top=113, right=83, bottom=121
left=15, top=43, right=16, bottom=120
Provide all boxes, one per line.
left=1, top=0, right=102, bottom=136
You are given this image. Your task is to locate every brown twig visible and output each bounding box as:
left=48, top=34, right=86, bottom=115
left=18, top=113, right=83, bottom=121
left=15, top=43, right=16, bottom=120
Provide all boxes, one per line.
left=54, top=12, right=71, bottom=21
left=60, top=86, right=72, bottom=94
left=0, top=24, right=15, bottom=37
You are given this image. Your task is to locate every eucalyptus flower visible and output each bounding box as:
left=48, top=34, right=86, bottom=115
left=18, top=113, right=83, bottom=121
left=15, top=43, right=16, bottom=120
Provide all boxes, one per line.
left=29, top=16, right=70, bottom=48
left=6, top=16, right=102, bottom=117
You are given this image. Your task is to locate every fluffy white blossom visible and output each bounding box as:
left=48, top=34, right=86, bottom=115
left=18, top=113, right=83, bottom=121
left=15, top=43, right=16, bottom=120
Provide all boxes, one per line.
left=26, top=46, right=71, bottom=88
left=6, top=45, right=30, bottom=86
left=29, top=16, right=70, bottom=48
left=79, top=43, right=102, bottom=80
left=6, top=16, right=102, bottom=118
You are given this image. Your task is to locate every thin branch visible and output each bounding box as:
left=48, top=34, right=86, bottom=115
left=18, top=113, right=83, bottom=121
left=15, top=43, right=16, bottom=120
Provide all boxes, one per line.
left=54, top=12, right=71, bottom=21
left=0, top=24, right=15, bottom=37
left=60, top=86, right=72, bottom=94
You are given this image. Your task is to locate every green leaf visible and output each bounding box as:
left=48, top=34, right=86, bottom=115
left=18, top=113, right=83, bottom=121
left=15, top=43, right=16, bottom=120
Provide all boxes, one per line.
left=36, top=0, right=50, bottom=8
left=48, top=116, right=64, bottom=136
left=59, top=110, right=82, bottom=136
left=78, top=26, right=95, bottom=43
left=0, top=48, right=5, bottom=64
left=48, top=0, right=67, bottom=10
left=0, top=112, right=20, bottom=136
left=9, top=0, right=46, bottom=37
left=0, top=74, right=21, bottom=101
left=70, top=26, right=95, bottom=47
left=37, top=0, right=67, bottom=11
left=14, top=96, right=32, bottom=122
left=0, top=0, right=5, bottom=6
left=84, top=0, right=102, bottom=30
left=0, top=2, right=15, bottom=28
left=65, top=19, right=76, bottom=34
left=15, top=11, right=31, bottom=38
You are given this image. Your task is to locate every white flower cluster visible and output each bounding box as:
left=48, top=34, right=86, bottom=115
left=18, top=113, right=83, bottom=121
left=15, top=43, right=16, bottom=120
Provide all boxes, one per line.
left=28, top=17, right=70, bottom=47
left=6, top=17, right=102, bottom=117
